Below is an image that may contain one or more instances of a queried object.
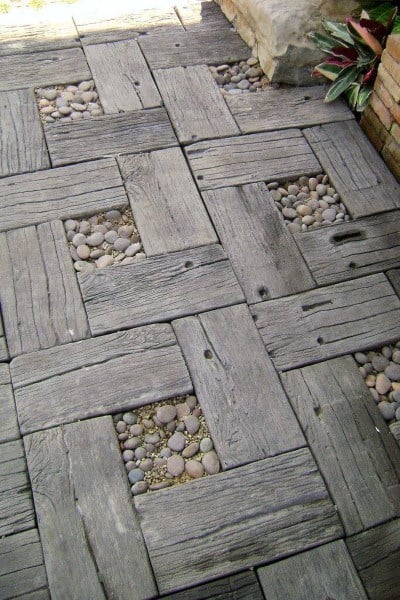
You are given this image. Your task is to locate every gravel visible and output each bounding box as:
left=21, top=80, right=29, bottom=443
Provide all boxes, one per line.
left=36, top=81, right=103, bottom=123
left=210, top=57, right=269, bottom=96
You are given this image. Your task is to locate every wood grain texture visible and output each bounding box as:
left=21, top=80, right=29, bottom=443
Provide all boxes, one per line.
left=0, top=439, right=34, bottom=536
left=0, top=221, right=89, bottom=357
left=135, top=447, right=343, bottom=593
left=257, top=540, right=367, bottom=600
left=79, top=244, right=245, bottom=335
left=294, top=211, right=400, bottom=285
left=203, top=183, right=315, bottom=302
left=282, top=356, right=400, bottom=535
left=45, top=108, right=177, bottom=166
left=175, top=0, right=233, bottom=30
left=347, top=519, right=400, bottom=600
left=0, top=315, right=8, bottom=361
left=251, top=273, right=400, bottom=371
left=185, top=130, right=321, bottom=190
left=0, top=48, right=91, bottom=90
left=85, top=40, right=161, bottom=112
left=387, top=267, right=400, bottom=298
left=64, top=418, right=157, bottom=600
left=153, top=65, right=239, bottom=144
left=0, top=20, right=79, bottom=56
left=0, top=158, right=128, bottom=232
left=304, top=122, right=400, bottom=218
left=118, top=148, right=217, bottom=256
left=138, top=28, right=249, bottom=69
left=0, top=529, right=48, bottom=600
left=0, top=364, right=19, bottom=443
left=12, top=324, right=192, bottom=434
left=0, top=89, right=49, bottom=178
left=162, top=571, right=263, bottom=600
left=226, top=85, right=354, bottom=133
left=173, top=304, right=305, bottom=469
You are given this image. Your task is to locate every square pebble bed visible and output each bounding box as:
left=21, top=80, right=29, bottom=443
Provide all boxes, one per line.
left=269, top=173, right=350, bottom=233
left=210, top=58, right=269, bottom=95
left=114, top=395, right=220, bottom=496
left=354, top=343, right=400, bottom=445
left=64, top=208, right=145, bottom=273
left=36, top=80, right=103, bottom=124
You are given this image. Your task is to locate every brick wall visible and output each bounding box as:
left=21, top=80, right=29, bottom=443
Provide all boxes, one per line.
left=361, top=34, right=400, bottom=181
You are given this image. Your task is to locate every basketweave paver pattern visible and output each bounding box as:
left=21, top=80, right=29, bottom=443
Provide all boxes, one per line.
left=0, top=1, right=400, bottom=599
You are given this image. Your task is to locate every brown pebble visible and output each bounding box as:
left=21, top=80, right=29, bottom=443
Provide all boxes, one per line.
left=185, top=460, right=204, bottom=478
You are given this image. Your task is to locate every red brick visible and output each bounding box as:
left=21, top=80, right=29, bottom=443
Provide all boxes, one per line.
left=369, top=90, right=394, bottom=130
left=378, top=63, right=400, bottom=103
left=361, top=106, right=388, bottom=151
left=387, top=34, right=400, bottom=63
left=382, top=50, right=400, bottom=85
left=391, top=122, right=400, bottom=144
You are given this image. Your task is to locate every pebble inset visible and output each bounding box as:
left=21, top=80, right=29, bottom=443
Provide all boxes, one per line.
left=210, top=57, right=269, bottom=96
left=269, top=173, right=350, bottom=233
left=36, top=80, right=103, bottom=124
left=355, top=342, right=400, bottom=444
left=113, top=395, right=221, bottom=495
left=64, top=208, right=145, bottom=273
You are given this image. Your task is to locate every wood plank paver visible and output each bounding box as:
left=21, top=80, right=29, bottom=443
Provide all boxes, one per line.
left=304, top=121, right=400, bottom=218
left=203, top=183, right=315, bottom=302
left=387, top=267, right=400, bottom=297
left=45, top=108, right=177, bottom=166
left=294, top=210, right=400, bottom=285
left=175, top=0, right=233, bottom=31
left=347, top=519, right=400, bottom=599
left=138, top=28, right=249, bottom=69
left=0, top=47, right=91, bottom=91
left=0, top=89, right=49, bottom=178
left=11, top=324, right=192, bottom=434
left=85, top=40, right=162, bottom=112
left=0, top=439, right=35, bottom=536
left=0, top=220, right=89, bottom=357
left=0, top=529, right=48, bottom=600
left=134, top=447, right=343, bottom=593
left=25, top=417, right=157, bottom=599
left=251, top=273, right=400, bottom=371
left=226, top=85, right=354, bottom=133
left=173, top=304, right=305, bottom=469
left=153, top=65, right=239, bottom=144
left=162, top=571, right=263, bottom=600
left=78, top=244, right=245, bottom=335
left=0, top=19, right=79, bottom=56
left=0, top=158, right=128, bottom=232
left=185, top=129, right=321, bottom=190
left=257, top=540, right=367, bottom=600
left=0, top=315, right=8, bottom=361
left=282, top=356, right=400, bottom=535
left=118, top=148, right=217, bottom=256
left=0, top=363, right=19, bottom=443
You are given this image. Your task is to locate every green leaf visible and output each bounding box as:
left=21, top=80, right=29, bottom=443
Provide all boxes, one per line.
left=325, top=65, right=362, bottom=102
left=392, top=16, right=400, bottom=33
left=368, top=4, right=395, bottom=24
left=323, top=20, right=354, bottom=44
left=314, top=62, right=343, bottom=81
left=356, top=85, right=374, bottom=111
left=346, top=82, right=361, bottom=109
left=308, top=31, right=346, bottom=52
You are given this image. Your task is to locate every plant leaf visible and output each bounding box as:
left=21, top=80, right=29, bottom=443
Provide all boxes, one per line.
left=346, top=17, right=383, bottom=55
left=313, top=62, right=343, bottom=81
left=325, top=65, right=362, bottom=102
left=357, top=85, right=374, bottom=111
left=308, top=31, right=346, bottom=52
left=346, top=82, right=361, bottom=109
left=359, top=18, right=387, bottom=41
left=323, top=20, right=354, bottom=44
left=392, top=16, right=400, bottom=33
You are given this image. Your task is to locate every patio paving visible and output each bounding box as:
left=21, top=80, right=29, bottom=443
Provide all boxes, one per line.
left=0, top=1, right=400, bottom=599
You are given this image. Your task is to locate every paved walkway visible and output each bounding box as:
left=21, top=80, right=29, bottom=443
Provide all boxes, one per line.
left=1, top=1, right=400, bottom=599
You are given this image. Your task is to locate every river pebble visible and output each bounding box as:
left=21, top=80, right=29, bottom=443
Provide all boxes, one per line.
left=210, top=58, right=269, bottom=96
left=36, top=80, right=103, bottom=123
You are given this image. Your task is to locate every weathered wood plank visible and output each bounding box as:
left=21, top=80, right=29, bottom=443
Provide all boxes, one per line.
left=0, top=158, right=128, bottom=232
left=257, top=540, right=367, bottom=600
left=294, top=211, right=400, bottom=285
left=0, top=364, right=19, bottom=443
left=85, top=40, right=161, bottom=112
left=0, top=529, right=48, bottom=600
left=203, top=183, right=316, bottom=302
left=12, top=324, right=192, bottom=434
left=347, top=519, right=400, bottom=599
left=303, top=121, right=400, bottom=218
left=153, top=66, right=239, bottom=144
left=138, top=28, right=250, bottom=69
left=0, top=221, right=89, bottom=357
left=135, top=447, right=343, bottom=593
left=79, top=245, right=245, bottom=335
left=387, top=267, right=400, bottom=298
left=0, top=89, right=49, bottom=178
left=226, top=85, right=354, bottom=133
left=118, top=148, right=217, bottom=256
left=0, top=48, right=91, bottom=91
left=16, top=591, right=50, bottom=600
left=173, top=304, right=305, bottom=468
left=282, top=356, right=400, bottom=535
left=185, top=130, right=321, bottom=190
left=0, top=20, right=79, bottom=56
left=0, top=439, right=34, bottom=536
left=251, top=273, right=400, bottom=371
left=76, top=7, right=182, bottom=45
left=175, top=0, right=233, bottom=31
left=0, top=315, right=8, bottom=361
left=162, top=571, right=263, bottom=600
left=45, top=108, right=177, bottom=166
